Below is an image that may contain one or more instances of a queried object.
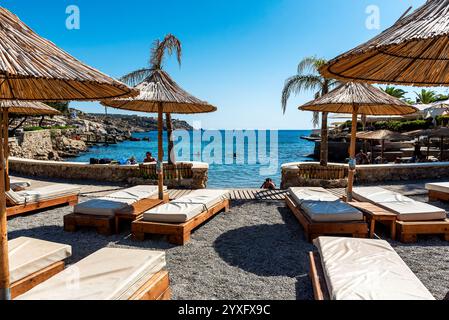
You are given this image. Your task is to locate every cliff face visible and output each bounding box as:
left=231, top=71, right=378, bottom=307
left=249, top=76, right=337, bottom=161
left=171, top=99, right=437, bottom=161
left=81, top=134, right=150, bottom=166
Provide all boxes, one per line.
left=8, top=112, right=194, bottom=160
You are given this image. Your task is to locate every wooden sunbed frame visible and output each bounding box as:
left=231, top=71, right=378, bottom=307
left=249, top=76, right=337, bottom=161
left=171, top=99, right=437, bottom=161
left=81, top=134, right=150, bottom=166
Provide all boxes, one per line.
left=350, top=195, right=449, bottom=243
left=11, top=266, right=171, bottom=300
left=7, top=194, right=79, bottom=218
left=11, top=261, right=66, bottom=299
left=428, top=189, right=449, bottom=202
left=308, top=251, right=329, bottom=301
left=132, top=198, right=231, bottom=245
left=64, top=194, right=169, bottom=236
left=285, top=195, right=368, bottom=243
left=129, top=270, right=171, bottom=300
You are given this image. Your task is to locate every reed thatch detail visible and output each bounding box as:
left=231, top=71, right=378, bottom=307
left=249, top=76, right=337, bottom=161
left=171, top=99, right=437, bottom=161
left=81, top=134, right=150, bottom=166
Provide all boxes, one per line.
left=0, top=7, right=136, bottom=101
left=320, top=0, right=449, bottom=86
left=300, top=82, right=417, bottom=115
left=0, top=101, right=60, bottom=115
left=356, top=130, right=408, bottom=141
left=102, top=69, right=216, bottom=114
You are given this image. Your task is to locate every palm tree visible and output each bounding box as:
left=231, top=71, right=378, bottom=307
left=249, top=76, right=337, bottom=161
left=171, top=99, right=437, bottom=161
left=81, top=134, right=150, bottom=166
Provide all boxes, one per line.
left=120, top=34, right=182, bottom=164
left=282, top=56, right=337, bottom=165
left=383, top=86, right=407, bottom=99
left=415, top=89, right=437, bottom=104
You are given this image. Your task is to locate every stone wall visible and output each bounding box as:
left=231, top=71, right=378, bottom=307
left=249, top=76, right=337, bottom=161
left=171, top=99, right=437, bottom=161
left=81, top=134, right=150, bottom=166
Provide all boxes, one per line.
left=9, top=157, right=209, bottom=189
left=281, top=161, right=449, bottom=189
left=9, top=130, right=87, bottom=160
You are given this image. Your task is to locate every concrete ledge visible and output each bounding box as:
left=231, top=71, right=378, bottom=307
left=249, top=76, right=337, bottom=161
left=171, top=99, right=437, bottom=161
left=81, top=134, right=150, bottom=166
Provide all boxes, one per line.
left=281, top=161, right=449, bottom=188
left=10, top=157, right=209, bottom=189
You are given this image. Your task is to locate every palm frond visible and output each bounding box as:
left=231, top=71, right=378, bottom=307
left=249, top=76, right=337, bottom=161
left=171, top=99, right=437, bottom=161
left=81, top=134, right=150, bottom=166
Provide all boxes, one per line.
left=297, top=56, right=328, bottom=75
left=119, top=68, right=152, bottom=86
left=281, top=75, right=323, bottom=113
left=312, top=112, right=320, bottom=128
left=150, top=34, right=182, bottom=70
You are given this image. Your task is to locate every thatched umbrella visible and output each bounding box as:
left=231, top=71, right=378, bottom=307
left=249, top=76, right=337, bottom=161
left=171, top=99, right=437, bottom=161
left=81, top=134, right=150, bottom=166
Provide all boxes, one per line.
left=320, top=0, right=449, bottom=86
left=356, top=130, right=408, bottom=163
left=300, top=82, right=417, bottom=201
left=103, top=69, right=216, bottom=199
left=0, top=7, right=136, bottom=300
left=1, top=101, right=61, bottom=191
left=102, top=35, right=216, bottom=200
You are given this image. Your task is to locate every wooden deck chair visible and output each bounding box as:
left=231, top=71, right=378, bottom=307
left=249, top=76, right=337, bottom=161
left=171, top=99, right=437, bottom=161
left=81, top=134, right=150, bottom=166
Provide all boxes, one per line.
left=285, top=187, right=368, bottom=242
left=309, top=237, right=435, bottom=300
left=9, top=237, right=72, bottom=299
left=353, top=187, right=449, bottom=243
left=132, top=189, right=231, bottom=245
left=7, top=184, right=80, bottom=218
left=16, top=248, right=171, bottom=300
left=64, top=185, right=169, bottom=235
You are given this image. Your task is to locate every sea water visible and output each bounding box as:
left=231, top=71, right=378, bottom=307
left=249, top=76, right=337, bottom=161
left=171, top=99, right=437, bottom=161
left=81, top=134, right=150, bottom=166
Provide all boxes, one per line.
left=72, top=130, right=314, bottom=188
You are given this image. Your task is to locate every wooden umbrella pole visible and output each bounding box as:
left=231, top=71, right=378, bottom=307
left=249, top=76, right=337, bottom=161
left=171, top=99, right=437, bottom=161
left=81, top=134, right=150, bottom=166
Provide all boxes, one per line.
left=0, top=111, right=10, bottom=300
left=381, top=139, right=385, bottom=164
left=346, top=106, right=359, bottom=202
left=157, top=103, right=164, bottom=200
left=2, top=110, right=9, bottom=191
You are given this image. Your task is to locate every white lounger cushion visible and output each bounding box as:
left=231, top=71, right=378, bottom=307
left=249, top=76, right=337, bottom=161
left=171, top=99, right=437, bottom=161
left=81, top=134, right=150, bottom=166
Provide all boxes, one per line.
left=9, top=237, right=72, bottom=283
left=353, top=187, right=447, bottom=221
left=16, top=248, right=166, bottom=300
left=7, top=184, right=80, bottom=206
left=426, top=182, right=449, bottom=194
left=289, top=187, right=363, bottom=222
left=74, top=185, right=165, bottom=217
left=143, top=189, right=229, bottom=223
left=314, top=237, right=435, bottom=300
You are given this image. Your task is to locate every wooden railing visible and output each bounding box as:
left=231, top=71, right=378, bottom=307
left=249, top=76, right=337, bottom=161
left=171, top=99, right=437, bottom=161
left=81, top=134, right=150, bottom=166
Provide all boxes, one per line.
left=298, top=164, right=348, bottom=180
left=139, top=163, right=194, bottom=180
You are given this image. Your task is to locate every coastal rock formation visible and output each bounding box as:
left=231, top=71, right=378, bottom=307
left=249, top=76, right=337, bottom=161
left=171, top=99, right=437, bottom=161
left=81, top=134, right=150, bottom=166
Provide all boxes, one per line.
left=9, top=130, right=87, bottom=160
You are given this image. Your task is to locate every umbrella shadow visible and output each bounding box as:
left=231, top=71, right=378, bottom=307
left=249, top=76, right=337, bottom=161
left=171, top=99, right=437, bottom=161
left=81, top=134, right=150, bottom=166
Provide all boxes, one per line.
left=213, top=206, right=314, bottom=300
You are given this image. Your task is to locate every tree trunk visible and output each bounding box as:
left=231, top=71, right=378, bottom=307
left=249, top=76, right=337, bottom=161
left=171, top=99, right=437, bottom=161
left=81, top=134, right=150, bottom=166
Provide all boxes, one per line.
left=166, top=113, right=175, bottom=165
left=11, top=117, right=27, bottom=135
left=39, top=116, right=45, bottom=127
left=320, top=112, right=329, bottom=166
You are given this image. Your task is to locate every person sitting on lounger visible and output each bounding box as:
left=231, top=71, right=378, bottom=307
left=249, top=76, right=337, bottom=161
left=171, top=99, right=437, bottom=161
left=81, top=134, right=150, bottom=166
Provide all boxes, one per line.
left=261, top=178, right=276, bottom=190
left=356, top=150, right=369, bottom=165
left=144, top=152, right=157, bottom=163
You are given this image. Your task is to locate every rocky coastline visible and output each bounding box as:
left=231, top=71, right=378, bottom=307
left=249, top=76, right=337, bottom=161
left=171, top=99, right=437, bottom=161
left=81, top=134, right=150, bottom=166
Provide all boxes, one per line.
left=9, top=110, right=193, bottom=161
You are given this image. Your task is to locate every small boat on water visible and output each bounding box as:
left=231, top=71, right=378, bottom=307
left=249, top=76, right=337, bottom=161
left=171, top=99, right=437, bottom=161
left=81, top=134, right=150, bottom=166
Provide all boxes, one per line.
left=143, top=137, right=150, bottom=142
left=130, top=137, right=142, bottom=142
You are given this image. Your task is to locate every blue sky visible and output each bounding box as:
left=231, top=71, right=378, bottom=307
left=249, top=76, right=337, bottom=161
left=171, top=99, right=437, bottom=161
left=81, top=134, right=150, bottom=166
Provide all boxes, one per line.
left=3, top=0, right=435, bottom=129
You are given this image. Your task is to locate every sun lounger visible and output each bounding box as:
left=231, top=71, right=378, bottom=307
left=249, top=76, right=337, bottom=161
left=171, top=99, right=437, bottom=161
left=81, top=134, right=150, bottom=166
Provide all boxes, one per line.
left=15, top=248, right=170, bottom=300
left=9, top=237, right=72, bottom=299
left=64, top=185, right=169, bottom=235
left=309, top=237, right=435, bottom=300
left=426, top=182, right=449, bottom=202
left=353, top=187, right=449, bottom=243
left=6, top=184, right=80, bottom=218
left=132, top=189, right=231, bottom=245
left=285, top=187, right=368, bottom=242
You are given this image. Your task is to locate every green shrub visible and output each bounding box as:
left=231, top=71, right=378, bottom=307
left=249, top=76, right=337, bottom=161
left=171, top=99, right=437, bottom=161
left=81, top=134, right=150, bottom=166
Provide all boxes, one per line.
left=372, top=119, right=432, bottom=132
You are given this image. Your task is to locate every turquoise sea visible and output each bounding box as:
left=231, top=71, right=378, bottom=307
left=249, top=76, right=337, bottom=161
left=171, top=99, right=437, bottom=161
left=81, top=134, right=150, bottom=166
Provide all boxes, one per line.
left=72, top=130, right=315, bottom=188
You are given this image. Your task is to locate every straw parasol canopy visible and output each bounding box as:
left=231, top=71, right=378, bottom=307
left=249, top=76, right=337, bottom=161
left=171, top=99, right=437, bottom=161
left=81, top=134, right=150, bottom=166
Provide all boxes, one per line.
left=0, top=7, right=138, bottom=300
left=301, top=82, right=417, bottom=115
left=356, top=130, right=408, bottom=141
left=0, top=7, right=136, bottom=101
left=300, top=82, right=417, bottom=201
left=356, top=130, right=409, bottom=164
left=102, top=69, right=216, bottom=113
left=320, top=0, right=449, bottom=86
left=102, top=36, right=217, bottom=200
left=0, top=101, right=60, bottom=116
